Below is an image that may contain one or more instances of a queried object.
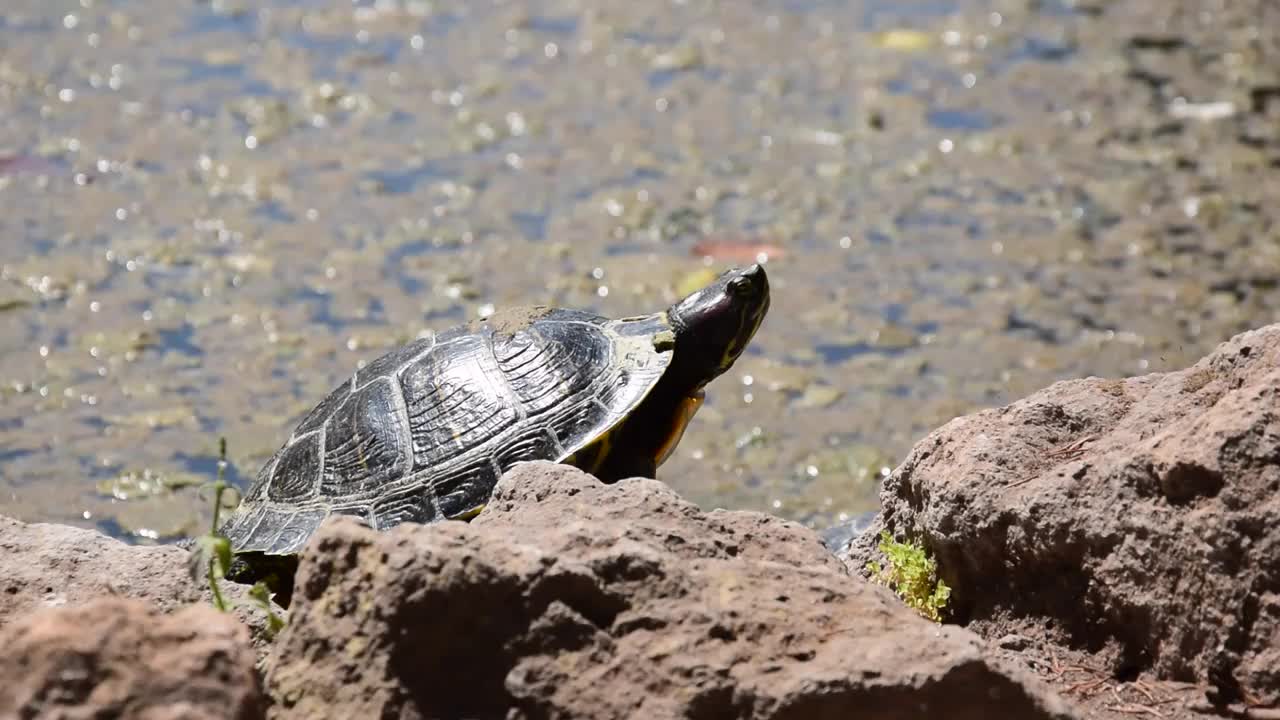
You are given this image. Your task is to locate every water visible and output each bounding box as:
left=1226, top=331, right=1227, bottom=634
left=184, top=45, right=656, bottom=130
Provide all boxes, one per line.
left=1, top=0, right=1276, bottom=542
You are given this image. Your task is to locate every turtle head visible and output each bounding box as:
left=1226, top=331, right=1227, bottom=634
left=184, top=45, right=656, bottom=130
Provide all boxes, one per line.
left=668, top=264, right=770, bottom=387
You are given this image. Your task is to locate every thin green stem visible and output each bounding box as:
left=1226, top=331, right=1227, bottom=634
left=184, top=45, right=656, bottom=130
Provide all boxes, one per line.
left=205, top=436, right=232, bottom=613
left=207, top=555, right=228, bottom=611
left=211, top=437, right=228, bottom=530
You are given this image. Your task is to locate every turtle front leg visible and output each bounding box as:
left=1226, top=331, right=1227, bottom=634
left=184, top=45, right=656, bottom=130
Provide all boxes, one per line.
left=595, top=454, right=657, bottom=483
left=595, top=390, right=704, bottom=483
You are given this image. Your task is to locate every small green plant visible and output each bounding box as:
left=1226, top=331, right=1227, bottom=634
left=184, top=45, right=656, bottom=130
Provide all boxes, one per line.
left=248, top=581, right=287, bottom=638
left=866, top=529, right=951, bottom=622
left=188, top=438, right=234, bottom=611
left=187, top=438, right=286, bottom=638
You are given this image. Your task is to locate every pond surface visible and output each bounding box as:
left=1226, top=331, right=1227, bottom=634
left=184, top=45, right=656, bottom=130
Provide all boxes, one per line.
left=2, top=0, right=1277, bottom=541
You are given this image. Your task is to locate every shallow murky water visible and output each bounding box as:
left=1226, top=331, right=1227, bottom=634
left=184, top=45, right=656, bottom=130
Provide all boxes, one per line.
left=2, top=0, right=1277, bottom=541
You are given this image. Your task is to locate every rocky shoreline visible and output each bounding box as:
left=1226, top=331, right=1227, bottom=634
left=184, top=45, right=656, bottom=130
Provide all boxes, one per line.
left=840, top=322, right=1280, bottom=719
left=3, top=324, right=1278, bottom=720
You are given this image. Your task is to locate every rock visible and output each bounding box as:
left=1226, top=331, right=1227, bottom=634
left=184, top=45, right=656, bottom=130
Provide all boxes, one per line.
left=0, top=516, right=192, bottom=626
left=845, top=323, right=1280, bottom=707
left=996, top=634, right=1034, bottom=652
left=267, top=460, right=1074, bottom=720
left=0, top=597, right=264, bottom=720
left=0, top=515, right=285, bottom=653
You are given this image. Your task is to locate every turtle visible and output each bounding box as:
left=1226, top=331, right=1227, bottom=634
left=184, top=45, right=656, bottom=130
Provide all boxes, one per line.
left=216, top=263, right=770, bottom=595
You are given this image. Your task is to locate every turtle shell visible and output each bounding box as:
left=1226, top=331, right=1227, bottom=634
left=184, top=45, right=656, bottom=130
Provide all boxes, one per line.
left=219, top=307, right=673, bottom=556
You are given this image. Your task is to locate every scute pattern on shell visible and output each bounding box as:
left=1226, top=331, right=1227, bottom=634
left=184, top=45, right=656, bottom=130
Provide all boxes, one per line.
left=219, top=309, right=672, bottom=555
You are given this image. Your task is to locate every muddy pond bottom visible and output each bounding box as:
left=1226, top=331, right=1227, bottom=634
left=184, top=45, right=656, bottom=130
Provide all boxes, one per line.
left=1, top=0, right=1278, bottom=542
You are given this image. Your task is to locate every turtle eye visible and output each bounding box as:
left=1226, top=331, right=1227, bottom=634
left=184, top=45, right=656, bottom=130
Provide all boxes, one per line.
left=727, top=275, right=751, bottom=296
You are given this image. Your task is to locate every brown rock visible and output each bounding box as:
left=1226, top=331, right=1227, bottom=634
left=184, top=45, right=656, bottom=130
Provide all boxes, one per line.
left=845, top=323, right=1280, bottom=708
left=267, top=460, right=1074, bottom=720
left=0, top=516, right=284, bottom=653
left=0, top=597, right=264, bottom=720
left=0, top=516, right=197, bottom=625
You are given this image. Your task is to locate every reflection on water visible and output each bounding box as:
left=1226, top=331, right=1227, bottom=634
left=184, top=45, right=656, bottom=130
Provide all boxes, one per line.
left=0, top=0, right=1276, bottom=542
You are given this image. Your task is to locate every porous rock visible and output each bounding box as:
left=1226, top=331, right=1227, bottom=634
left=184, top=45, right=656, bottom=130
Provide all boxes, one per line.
left=0, top=516, right=198, bottom=626
left=0, top=597, right=264, bottom=720
left=845, top=323, right=1280, bottom=706
left=0, top=515, right=283, bottom=651
left=267, top=460, right=1074, bottom=720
